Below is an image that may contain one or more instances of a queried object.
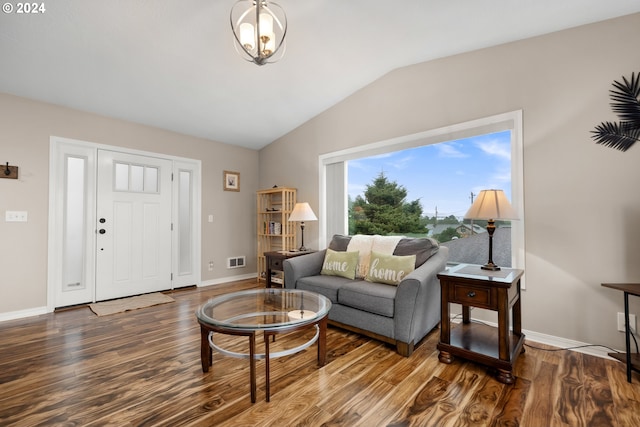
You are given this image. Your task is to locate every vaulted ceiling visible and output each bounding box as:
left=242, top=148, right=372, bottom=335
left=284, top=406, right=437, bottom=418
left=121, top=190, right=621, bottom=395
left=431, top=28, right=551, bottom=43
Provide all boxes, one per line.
left=1, top=0, right=639, bottom=149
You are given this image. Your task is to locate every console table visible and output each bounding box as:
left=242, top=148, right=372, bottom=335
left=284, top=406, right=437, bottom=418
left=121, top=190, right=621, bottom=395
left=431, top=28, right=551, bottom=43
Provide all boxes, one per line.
left=601, top=283, right=640, bottom=383
left=264, top=250, right=314, bottom=288
left=437, top=263, right=525, bottom=384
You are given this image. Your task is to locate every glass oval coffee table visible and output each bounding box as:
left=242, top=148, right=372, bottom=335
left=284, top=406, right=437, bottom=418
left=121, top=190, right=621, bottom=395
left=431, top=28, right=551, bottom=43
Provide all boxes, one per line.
left=196, top=288, right=332, bottom=402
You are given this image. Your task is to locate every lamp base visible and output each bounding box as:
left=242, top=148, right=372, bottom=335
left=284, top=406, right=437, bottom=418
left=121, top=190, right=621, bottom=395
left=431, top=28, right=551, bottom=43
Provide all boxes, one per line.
left=481, top=263, right=501, bottom=271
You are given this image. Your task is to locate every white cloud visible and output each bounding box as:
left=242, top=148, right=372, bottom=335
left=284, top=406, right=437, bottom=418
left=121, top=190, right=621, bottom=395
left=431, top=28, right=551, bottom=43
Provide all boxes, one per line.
left=491, top=169, right=512, bottom=184
left=386, top=155, right=414, bottom=170
left=348, top=159, right=368, bottom=171
left=475, top=139, right=510, bottom=160
left=435, top=142, right=469, bottom=158
left=348, top=183, right=367, bottom=198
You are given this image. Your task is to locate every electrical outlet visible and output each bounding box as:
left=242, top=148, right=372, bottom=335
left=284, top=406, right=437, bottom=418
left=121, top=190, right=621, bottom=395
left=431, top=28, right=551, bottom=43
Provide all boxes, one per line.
left=208, top=261, right=214, bottom=271
left=5, top=211, right=28, bottom=222
left=617, top=312, right=637, bottom=333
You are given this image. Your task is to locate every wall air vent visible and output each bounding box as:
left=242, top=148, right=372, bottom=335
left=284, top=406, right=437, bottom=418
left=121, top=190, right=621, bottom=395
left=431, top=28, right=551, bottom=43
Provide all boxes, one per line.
left=227, top=256, right=246, bottom=269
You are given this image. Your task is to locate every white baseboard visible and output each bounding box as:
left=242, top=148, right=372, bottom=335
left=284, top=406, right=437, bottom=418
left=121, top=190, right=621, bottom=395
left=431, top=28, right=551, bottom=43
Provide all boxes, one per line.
left=0, top=306, right=49, bottom=322
left=451, top=316, right=619, bottom=360
left=199, top=272, right=258, bottom=288
left=1, top=275, right=259, bottom=323
left=523, top=329, right=619, bottom=360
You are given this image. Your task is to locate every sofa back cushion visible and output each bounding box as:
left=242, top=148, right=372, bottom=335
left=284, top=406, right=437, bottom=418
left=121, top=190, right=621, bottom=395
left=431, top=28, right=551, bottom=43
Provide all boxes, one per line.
left=393, top=237, right=439, bottom=268
left=346, top=235, right=375, bottom=278
left=328, top=234, right=440, bottom=269
left=328, top=234, right=351, bottom=252
left=345, top=235, right=404, bottom=279
left=320, top=249, right=359, bottom=279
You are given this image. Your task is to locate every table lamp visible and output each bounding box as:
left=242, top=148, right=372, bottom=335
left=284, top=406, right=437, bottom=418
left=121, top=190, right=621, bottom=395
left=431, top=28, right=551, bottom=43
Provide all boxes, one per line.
left=288, top=202, right=317, bottom=251
left=464, top=189, right=517, bottom=271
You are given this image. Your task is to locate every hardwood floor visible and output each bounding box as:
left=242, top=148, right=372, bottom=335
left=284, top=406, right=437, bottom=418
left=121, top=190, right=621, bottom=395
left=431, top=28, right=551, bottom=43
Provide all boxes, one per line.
left=1, top=279, right=639, bottom=426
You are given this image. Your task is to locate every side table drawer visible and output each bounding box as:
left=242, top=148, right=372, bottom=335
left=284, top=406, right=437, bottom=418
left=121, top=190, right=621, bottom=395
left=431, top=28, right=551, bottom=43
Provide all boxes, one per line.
left=268, top=256, right=284, bottom=270
left=451, top=284, right=493, bottom=309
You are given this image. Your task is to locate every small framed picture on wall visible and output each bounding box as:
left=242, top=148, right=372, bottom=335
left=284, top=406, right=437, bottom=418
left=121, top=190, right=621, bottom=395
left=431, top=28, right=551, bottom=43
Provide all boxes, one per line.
left=223, top=170, right=240, bottom=192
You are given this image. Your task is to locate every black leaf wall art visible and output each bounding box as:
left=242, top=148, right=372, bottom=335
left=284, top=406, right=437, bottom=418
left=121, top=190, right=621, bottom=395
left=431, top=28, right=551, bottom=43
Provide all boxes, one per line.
left=591, top=71, right=640, bottom=152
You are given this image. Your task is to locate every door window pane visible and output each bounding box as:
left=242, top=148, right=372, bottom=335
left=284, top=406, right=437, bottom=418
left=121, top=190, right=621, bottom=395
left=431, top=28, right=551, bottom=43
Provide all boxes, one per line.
left=63, top=156, right=86, bottom=290
left=115, top=163, right=129, bottom=191
left=144, top=167, right=158, bottom=193
left=130, top=165, right=144, bottom=192
left=178, top=171, right=192, bottom=274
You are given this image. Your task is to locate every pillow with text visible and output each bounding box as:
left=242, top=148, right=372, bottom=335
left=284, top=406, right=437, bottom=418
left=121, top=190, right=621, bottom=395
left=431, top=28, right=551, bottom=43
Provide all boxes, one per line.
left=365, top=251, right=416, bottom=285
left=320, top=249, right=359, bottom=280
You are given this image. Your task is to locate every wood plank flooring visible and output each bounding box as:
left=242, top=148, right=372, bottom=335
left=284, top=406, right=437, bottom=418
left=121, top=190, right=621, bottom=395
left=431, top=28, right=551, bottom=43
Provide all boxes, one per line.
left=1, top=279, right=639, bottom=426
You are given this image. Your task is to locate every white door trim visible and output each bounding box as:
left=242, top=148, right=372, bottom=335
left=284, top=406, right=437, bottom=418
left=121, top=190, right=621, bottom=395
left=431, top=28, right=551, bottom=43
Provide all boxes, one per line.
left=47, top=136, right=201, bottom=311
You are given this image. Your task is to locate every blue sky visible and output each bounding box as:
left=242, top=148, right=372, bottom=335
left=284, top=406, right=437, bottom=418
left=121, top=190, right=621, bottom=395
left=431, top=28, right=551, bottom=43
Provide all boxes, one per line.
left=347, top=130, right=512, bottom=219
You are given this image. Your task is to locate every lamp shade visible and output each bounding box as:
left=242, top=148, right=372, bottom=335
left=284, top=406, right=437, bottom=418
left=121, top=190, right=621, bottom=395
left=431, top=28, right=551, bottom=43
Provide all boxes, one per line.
left=464, top=190, right=517, bottom=220
left=288, top=202, right=317, bottom=222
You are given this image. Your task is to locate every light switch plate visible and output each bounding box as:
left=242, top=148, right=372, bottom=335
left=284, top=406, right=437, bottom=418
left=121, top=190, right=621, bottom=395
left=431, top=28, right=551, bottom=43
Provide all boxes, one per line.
left=618, top=312, right=637, bottom=333
left=5, top=211, right=28, bottom=222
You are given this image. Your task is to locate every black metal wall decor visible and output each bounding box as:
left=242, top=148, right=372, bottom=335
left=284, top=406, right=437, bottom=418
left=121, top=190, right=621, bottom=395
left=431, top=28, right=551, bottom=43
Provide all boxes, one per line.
left=591, top=71, right=640, bottom=152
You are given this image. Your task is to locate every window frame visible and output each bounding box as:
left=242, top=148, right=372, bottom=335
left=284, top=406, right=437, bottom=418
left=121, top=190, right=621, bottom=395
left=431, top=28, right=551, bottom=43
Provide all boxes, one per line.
left=319, top=110, right=525, bottom=272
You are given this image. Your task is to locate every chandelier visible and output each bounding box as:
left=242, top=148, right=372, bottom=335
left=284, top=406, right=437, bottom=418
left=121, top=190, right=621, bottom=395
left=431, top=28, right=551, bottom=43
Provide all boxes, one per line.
left=230, top=0, right=287, bottom=66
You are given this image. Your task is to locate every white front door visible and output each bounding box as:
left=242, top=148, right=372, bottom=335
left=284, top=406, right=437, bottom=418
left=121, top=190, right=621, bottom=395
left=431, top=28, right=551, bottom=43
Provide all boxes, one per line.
left=95, top=150, right=172, bottom=300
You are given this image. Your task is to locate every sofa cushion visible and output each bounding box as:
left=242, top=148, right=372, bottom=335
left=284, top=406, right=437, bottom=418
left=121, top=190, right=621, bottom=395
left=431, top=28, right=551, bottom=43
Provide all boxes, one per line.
left=295, top=275, right=354, bottom=303
left=328, top=234, right=351, bottom=251
left=320, top=249, right=359, bottom=279
left=338, top=280, right=396, bottom=317
left=365, top=251, right=416, bottom=286
left=346, top=235, right=405, bottom=279
left=371, top=235, right=404, bottom=254
left=393, top=237, right=439, bottom=268
left=346, top=235, right=375, bottom=279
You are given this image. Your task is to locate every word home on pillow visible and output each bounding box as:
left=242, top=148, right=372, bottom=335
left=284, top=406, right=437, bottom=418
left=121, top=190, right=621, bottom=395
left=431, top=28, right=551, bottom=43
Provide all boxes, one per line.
left=366, top=251, right=416, bottom=285
left=320, top=249, right=359, bottom=280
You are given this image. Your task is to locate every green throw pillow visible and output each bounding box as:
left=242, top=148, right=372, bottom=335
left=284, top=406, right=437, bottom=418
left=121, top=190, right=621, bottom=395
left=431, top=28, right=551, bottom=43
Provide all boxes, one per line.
left=365, top=251, right=416, bottom=286
left=320, top=249, right=359, bottom=279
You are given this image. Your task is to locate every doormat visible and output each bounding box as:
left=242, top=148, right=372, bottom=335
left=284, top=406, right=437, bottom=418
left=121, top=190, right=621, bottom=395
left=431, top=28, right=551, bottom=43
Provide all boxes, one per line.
left=89, top=292, right=175, bottom=316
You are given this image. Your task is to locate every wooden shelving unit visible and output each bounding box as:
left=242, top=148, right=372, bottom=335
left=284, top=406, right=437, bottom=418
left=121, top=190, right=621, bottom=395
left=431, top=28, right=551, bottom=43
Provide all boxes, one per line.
left=257, top=187, right=297, bottom=284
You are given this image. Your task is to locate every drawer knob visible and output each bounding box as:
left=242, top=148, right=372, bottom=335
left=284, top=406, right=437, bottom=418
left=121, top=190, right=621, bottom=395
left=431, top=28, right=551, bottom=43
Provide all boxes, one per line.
left=467, top=291, right=476, bottom=298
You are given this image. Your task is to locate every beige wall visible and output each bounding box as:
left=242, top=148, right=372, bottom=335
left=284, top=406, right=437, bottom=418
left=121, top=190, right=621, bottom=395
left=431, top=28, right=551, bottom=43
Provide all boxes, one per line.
left=260, top=13, right=640, bottom=350
left=0, top=93, right=259, bottom=315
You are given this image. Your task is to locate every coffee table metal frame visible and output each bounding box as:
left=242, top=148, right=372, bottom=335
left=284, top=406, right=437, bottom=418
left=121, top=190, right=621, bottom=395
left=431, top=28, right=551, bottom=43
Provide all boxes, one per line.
left=196, top=289, right=331, bottom=402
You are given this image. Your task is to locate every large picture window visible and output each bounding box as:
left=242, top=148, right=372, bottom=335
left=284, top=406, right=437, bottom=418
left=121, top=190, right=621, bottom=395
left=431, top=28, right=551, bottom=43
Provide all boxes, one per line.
left=347, top=130, right=513, bottom=266
left=319, top=111, right=524, bottom=270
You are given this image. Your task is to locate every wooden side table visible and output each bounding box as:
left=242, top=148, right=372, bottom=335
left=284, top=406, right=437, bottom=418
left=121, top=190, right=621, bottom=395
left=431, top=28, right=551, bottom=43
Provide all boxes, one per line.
left=437, top=263, right=525, bottom=384
left=601, top=283, right=640, bottom=383
left=264, top=251, right=314, bottom=288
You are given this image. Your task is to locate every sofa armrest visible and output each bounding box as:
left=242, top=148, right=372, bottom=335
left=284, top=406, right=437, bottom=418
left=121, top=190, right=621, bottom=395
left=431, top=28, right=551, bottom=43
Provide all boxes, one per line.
left=394, top=246, right=449, bottom=344
left=283, top=250, right=327, bottom=289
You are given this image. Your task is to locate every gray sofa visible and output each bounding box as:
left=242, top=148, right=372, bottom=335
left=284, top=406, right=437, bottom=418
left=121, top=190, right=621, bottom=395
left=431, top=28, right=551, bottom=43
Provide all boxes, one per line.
left=284, top=234, right=448, bottom=356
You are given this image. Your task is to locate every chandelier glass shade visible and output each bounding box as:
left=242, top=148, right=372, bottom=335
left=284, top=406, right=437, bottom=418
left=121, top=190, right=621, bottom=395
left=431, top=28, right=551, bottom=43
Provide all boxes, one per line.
left=230, top=0, right=287, bottom=66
